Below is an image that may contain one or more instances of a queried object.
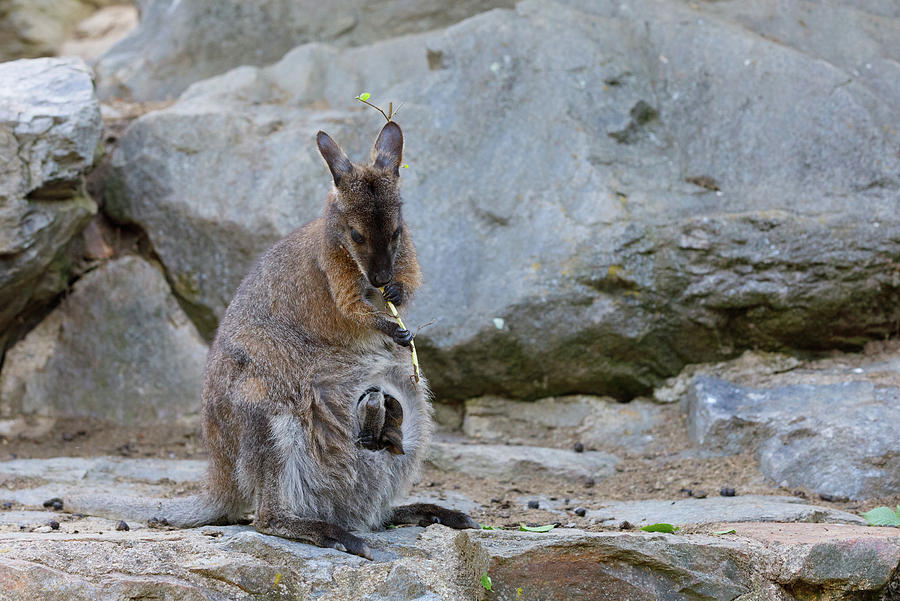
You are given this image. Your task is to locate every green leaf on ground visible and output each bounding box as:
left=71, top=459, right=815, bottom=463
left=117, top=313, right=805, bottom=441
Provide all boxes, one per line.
left=713, top=528, right=736, bottom=535
left=640, top=523, right=679, bottom=533
left=480, top=524, right=498, bottom=530
left=519, top=523, right=556, bottom=533
left=862, top=506, right=900, bottom=526
left=481, top=571, right=493, bottom=591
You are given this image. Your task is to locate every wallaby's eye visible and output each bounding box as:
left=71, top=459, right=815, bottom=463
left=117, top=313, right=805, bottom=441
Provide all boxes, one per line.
left=391, top=227, right=401, bottom=241
left=350, top=228, right=365, bottom=244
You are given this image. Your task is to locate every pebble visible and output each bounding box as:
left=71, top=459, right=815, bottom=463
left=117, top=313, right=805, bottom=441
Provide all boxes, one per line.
left=574, top=507, right=586, bottom=517
left=573, top=442, right=584, bottom=453
left=1, top=502, right=12, bottom=510
left=819, top=493, right=849, bottom=503
left=584, top=478, right=595, bottom=488
left=34, top=525, right=53, bottom=533
left=48, top=520, right=60, bottom=530
left=116, top=521, right=130, bottom=531
left=692, top=490, right=708, bottom=499
left=527, top=500, right=540, bottom=509
left=619, top=520, right=633, bottom=530
left=720, top=487, right=736, bottom=497
left=42, top=497, right=63, bottom=509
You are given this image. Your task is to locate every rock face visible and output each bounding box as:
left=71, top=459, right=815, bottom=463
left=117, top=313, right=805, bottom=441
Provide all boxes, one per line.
left=686, top=349, right=900, bottom=500
left=0, top=256, right=208, bottom=426
left=93, top=0, right=515, bottom=100
left=0, top=0, right=122, bottom=60
left=0, top=57, right=100, bottom=336
left=105, top=0, right=900, bottom=402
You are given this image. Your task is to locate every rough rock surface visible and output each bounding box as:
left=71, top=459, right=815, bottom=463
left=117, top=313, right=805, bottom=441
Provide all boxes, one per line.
left=0, top=520, right=897, bottom=601
left=463, top=395, right=663, bottom=452
left=581, top=495, right=866, bottom=528
left=93, top=0, right=515, bottom=100
left=105, top=0, right=900, bottom=401
left=0, top=0, right=121, bottom=60
left=686, top=350, right=900, bottom=500
left=0, top=256, right=208, bottom=426
left=427, top=441, right=619, bottom=481
left=0, top=57, right=100, bottom=335
left=2, top=456, right=895, bottom=599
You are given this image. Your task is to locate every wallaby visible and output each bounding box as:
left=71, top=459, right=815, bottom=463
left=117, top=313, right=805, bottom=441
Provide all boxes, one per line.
left=69, top=121, right=477, bottom=558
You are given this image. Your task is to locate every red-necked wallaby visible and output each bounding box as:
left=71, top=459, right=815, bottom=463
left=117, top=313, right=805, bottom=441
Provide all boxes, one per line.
left=69, top=122, right=477, bottom=558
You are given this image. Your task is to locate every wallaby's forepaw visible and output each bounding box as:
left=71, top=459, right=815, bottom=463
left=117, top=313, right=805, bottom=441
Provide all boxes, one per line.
left=392, top=327, right=413, bottom=347
left=382, top=282, right=405, bottom=306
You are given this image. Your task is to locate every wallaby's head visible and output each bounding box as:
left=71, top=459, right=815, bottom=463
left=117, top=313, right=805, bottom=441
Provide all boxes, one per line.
left=317, top=122, right=405, bottom=288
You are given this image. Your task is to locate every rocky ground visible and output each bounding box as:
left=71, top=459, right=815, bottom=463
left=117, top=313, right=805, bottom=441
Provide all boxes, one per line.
left=2, top=347, right=900, bottom=599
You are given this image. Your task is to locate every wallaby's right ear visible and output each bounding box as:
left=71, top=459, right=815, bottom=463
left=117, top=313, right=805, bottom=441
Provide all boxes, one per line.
left=317, top=131, right=354, bottom=186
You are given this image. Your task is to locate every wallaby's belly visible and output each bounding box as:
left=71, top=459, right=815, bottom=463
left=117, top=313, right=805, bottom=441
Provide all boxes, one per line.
left=215, top=338, right=434, bottom=532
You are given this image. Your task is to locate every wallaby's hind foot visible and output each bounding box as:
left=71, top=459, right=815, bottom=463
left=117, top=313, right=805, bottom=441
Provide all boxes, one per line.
left=390, top=503, right=479, bottom=530
left=255, top=513, right=373, bottom=560
left=356, top=387, right=404, bottom=455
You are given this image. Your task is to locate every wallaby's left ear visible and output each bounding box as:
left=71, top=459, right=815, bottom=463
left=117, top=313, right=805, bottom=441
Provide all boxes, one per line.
left=372, top=121, right=403, bottom=177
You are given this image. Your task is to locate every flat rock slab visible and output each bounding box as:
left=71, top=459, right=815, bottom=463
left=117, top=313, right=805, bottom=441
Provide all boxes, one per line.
left=583, top=495, right=866, bottom=527
left=462, top=395, right=665, bottom=453
left=0, top=522, right=897, bottom=600
left=428, top=441, right=619, bottom=481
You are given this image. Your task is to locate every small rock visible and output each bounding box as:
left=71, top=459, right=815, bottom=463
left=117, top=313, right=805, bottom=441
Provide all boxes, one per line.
left=42, top=497, right=63, bottom=509
left=527, top=500, right=539, bottom=509
left=34, top=525, right=53, bottom=533
left=61, top=432, right=75, bottom=442
left=720, top=488, right=736, bottom=497
left=680, top=487, right=693, bottom=496
left=1, top=502, right=12, bottom=509
left=619, top=520, right=633, bottom=530
left=116, top=521, right=130, bottom=531
left=148, top=517, right=170, bottom=528
left=585, top=478, right=595, bottom=488
left=574, top=507, right=587, bottom=517
left=48, top=520, right=60, bottom=530
left=573, top=442, right=584, bottom=453
left=794, top=490, right=808, bottom=499
left=819, top=493, right=849, bottom=503
left=693, top=490, right=708, bottom=499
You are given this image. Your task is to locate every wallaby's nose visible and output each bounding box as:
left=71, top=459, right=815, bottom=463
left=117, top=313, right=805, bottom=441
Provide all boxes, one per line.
left=370, top=271, right=392, bottom=288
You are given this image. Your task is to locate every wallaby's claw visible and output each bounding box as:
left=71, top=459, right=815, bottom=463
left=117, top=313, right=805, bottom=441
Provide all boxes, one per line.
left=382, top=282, right=404, bottom=306
left=330, top=532, right=373, bottom=560
left=392, top=327, right=412, bottom=346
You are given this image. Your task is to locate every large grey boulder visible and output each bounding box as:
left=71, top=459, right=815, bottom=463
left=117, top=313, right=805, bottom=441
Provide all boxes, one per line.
left=105, top=0, right=900, bottom=401
left=686, top=350, right=900, bottom=500
left=0, top=57, right=100, bottom=336
left=0, top=255, right=208, bottom=426
left=93, top=0, right=515, bottom=100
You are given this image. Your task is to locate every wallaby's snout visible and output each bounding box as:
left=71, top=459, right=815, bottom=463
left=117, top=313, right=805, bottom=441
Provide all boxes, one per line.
left=369, top=268, right=393, bottom=289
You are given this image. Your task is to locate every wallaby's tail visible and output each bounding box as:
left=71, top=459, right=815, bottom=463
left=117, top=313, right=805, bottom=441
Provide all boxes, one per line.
left=65, top=493, right=227, bottom=528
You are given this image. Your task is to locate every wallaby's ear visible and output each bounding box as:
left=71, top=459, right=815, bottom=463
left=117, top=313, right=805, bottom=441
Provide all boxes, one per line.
left=372, top=121, right=403, bottom=177
left=317, top=131, right=354, bottom=186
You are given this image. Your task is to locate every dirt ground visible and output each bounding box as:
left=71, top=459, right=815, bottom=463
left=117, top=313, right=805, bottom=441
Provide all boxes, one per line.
left=3, top=404, right=897, bottom=533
